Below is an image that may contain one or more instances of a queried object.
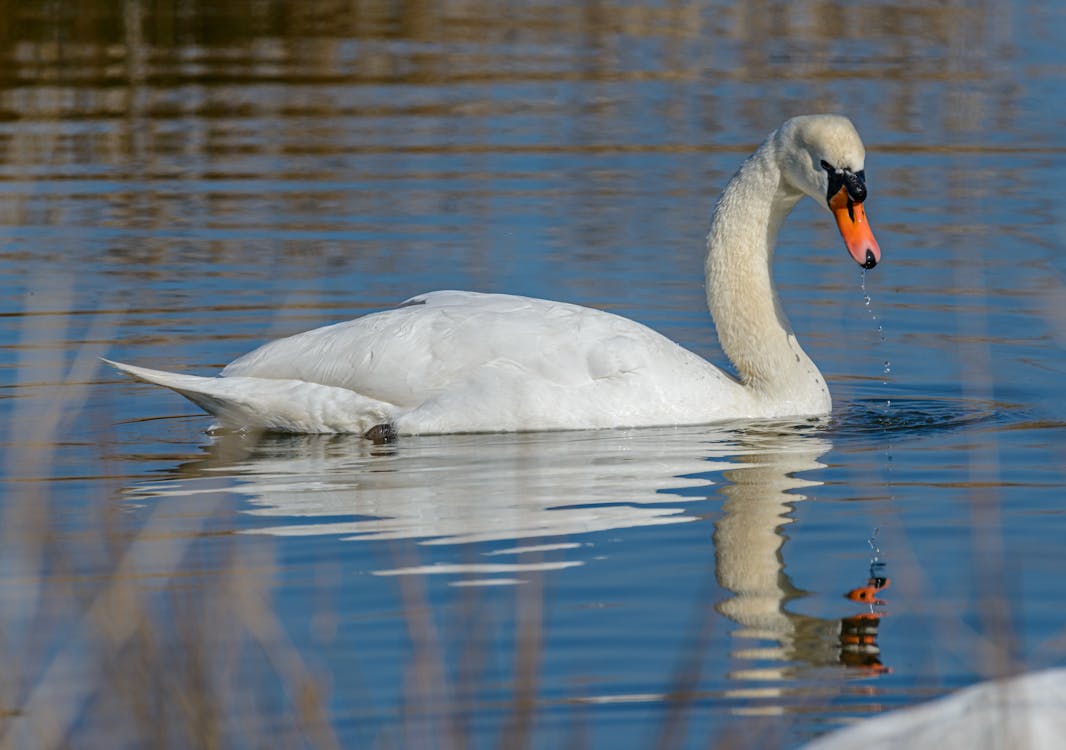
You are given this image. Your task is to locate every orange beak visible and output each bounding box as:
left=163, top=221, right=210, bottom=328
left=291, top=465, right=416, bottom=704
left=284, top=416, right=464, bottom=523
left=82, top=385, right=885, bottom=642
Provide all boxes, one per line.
left=830, top=186, right=881, bottom=269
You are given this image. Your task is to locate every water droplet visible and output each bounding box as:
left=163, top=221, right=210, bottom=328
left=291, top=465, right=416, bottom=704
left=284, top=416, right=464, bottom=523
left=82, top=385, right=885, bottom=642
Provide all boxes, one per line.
left=859, top=271, right=891, bottom=408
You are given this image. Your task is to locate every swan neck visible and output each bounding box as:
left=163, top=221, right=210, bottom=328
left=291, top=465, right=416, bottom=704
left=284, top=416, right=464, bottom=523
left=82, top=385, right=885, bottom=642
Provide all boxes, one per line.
left=704, top=143, right=829, bottom=411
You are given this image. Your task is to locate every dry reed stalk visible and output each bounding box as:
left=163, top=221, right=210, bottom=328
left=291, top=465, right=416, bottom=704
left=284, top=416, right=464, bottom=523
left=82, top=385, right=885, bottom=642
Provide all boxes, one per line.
left=1, top=279, right=339, bottom=748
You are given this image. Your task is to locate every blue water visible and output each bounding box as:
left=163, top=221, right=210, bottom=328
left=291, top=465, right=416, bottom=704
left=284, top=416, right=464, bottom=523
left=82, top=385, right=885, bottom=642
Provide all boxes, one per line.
left=1, top=2, right=1065, bottom=747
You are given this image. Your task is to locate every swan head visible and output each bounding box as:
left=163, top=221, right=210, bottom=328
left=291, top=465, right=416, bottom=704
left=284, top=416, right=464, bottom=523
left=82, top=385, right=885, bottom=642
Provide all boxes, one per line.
left=775, top=115, right=882, bottom=269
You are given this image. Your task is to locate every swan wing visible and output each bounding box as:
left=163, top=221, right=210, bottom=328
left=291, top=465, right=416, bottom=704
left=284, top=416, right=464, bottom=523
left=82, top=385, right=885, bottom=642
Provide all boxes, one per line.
left=221, top=291, right=727, bottom=412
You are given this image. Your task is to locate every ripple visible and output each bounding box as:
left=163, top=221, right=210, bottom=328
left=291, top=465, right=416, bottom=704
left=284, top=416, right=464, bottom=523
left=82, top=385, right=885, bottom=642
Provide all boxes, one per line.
left=831, top=397, right=1006, bottom=439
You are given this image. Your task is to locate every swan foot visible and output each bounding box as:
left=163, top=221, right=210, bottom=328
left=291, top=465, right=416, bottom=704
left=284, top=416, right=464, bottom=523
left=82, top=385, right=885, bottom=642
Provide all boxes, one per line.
left=364, top=423, right=398, bottom=444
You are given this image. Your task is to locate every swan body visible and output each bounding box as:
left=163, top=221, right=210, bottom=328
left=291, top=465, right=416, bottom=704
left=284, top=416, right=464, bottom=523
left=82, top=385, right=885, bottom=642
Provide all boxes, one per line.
left=109, top=114, right=882, bottom=436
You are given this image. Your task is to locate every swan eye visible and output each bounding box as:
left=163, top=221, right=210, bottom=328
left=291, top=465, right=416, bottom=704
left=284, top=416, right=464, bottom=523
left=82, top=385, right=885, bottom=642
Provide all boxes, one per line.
left=820, top=159, right=837, bottom=172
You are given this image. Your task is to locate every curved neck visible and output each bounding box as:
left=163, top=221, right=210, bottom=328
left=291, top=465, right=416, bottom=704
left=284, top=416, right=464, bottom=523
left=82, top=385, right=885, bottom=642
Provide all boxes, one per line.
left=704, top=143, right=830, bottom=412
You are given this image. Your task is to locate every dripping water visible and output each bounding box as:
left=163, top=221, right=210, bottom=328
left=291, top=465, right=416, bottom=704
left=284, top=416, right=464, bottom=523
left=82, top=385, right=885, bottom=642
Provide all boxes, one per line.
left=860, top=270, right=892, bottom=411
left=860, top=270, right=896, bottom=492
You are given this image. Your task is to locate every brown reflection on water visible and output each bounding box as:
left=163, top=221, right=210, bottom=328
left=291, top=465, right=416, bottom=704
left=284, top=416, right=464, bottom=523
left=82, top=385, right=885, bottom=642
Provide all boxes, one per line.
left=0, top=0, right=1033, bottom=321
left=0, top=1, right=1021, bottom=140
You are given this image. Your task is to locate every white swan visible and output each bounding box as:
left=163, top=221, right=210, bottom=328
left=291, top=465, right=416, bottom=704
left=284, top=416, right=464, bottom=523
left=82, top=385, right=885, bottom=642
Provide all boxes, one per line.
left=108, top=114, right=881, bottom=436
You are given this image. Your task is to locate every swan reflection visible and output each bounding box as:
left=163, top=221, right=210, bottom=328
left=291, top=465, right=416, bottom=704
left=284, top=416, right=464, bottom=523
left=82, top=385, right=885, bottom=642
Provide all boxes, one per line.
left=132, top=420, right=888, bottom=683
left=712, top=431, right=891, bottom=697
left=135, top=426, right=739, bottom=578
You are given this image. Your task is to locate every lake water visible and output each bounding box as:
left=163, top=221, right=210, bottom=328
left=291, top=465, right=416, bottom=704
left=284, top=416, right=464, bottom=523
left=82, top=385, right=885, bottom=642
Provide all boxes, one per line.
left=1, top=1, right=1065, bottom=747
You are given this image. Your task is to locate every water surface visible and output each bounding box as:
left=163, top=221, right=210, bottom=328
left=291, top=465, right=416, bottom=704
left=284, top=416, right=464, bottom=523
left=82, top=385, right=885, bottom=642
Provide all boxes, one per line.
left=1, top=1, right=1065, bottom=747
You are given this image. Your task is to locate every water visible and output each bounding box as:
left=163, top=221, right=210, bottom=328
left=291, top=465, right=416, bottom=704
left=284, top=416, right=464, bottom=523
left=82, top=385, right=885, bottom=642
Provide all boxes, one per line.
left=1, top=1, right=1065, bottom=747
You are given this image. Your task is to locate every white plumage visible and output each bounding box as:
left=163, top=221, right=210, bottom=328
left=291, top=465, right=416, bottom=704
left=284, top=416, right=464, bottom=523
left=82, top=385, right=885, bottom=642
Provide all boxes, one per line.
left=108, top=115, right=882, bottom=436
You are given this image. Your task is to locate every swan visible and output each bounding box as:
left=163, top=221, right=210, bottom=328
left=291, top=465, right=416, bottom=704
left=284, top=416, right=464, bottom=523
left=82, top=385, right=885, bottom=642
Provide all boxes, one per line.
left=107, top=114, right=882, bottom=437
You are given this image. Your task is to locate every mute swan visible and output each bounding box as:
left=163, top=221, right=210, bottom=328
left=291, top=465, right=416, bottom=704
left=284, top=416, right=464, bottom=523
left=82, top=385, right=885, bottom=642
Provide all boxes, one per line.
left=108, top=114, right=882, bottom=436
left=802, top=669, right=1066, bottom=750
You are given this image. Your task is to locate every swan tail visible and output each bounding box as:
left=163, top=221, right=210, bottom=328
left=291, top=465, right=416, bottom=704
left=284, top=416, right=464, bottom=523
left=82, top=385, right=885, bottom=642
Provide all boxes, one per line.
left=104, top=359, right=395, bottom=434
